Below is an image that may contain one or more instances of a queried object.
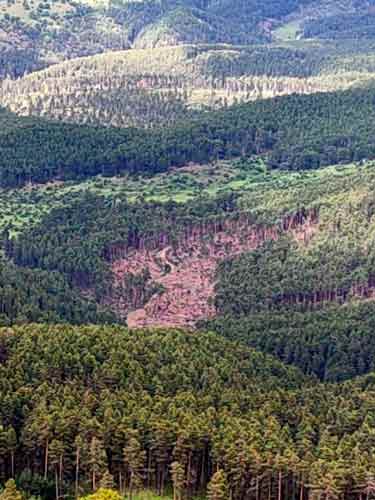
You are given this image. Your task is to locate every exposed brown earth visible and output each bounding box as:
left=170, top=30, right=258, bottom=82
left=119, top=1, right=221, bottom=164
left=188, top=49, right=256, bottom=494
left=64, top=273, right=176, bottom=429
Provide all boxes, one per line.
left=108, top=209, right=319, bottom=328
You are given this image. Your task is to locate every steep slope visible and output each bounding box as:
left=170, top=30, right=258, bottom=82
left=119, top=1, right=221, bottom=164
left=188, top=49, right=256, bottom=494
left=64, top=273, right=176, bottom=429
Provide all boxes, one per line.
left=4, top=160, right=375, bottom=330
left=111, top=209, right=317, bottom=328
left=107, top=162, right=375, bottom=327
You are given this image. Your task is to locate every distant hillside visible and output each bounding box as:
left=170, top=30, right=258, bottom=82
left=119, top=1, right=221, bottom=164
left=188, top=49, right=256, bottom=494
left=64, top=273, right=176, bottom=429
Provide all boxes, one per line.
left=273, top=0, right=375, bottom=41
left=3, top=0, right=375, bottom=79
left=2, top=42, right=375, bottom=127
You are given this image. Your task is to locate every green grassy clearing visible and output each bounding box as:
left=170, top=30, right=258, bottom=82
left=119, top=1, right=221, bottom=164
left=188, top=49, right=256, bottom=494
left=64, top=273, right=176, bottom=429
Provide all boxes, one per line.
left=0, top=157, right=370, bottom=237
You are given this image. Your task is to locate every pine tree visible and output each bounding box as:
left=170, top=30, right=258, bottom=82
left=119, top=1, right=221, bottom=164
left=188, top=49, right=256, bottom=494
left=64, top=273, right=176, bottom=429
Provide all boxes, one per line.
left=89, top=437, right=108, bottom=492
left=100, top=470, right=115, bottom=490
left=49, top=439, right=65, bottom=500
left=123, top=437, right=145, bottom=499
left=6, top=427, right=17, bottom=478
left=0, top=479, right=23, bottom=500
left=171, top=461, right=185, bottom=500
left=207, top=470, right=228, bottom=500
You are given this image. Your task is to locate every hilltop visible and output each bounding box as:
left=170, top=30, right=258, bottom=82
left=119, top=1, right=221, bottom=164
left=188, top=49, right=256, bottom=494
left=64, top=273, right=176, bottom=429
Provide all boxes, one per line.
left=2, top=0, right=375, bottom=79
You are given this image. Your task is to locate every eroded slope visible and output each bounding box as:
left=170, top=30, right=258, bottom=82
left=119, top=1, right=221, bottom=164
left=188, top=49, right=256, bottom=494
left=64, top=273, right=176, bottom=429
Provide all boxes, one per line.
left=108, top=210, right=318, bottom=327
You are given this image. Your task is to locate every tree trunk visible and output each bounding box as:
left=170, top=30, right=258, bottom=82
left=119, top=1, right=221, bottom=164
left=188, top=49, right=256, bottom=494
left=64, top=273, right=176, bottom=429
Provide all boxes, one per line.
left=75, top=447, right=80, bottom=499
left=10, top=451, right=14, bottom=478
left=269, top=475, right=272, bottom=500
left=59, top=454, right=63, bottom=483
left=200, top=448, right=205, bottom=488
left=44, top=439, right=49, bottom=480
left=161, top=468, right=165, bottom=497
left=129, top=474, right=133, bottom=500
left=147, top=451, right=151, bottom=488
left=55, top=468, right=59, bottom=500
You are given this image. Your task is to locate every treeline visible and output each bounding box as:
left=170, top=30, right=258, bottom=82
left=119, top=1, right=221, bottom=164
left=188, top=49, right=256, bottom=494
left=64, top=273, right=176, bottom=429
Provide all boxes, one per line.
left=201, top=301, right=375, bottom=383
left=3, top=85, right=375, bottom=186
left=2, top=324, right=375, bottom=500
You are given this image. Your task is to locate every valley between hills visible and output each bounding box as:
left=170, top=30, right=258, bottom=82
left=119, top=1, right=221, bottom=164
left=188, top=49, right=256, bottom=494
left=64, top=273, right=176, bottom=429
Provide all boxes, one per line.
left=4, top=1, right=375, bottom=499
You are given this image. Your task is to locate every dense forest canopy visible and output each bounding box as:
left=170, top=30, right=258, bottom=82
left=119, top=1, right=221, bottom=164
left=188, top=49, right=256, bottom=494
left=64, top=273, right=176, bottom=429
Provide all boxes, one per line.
left=202, top=302, right=375, bottom=382
left=2, top=324, right=375, bottom=500
left=4, top=1, right=375, bottom=498
left=3, top=84, right=375, bottom=187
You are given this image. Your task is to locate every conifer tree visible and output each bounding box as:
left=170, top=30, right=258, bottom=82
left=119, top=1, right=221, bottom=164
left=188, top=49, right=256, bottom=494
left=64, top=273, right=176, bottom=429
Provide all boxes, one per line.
left=0, top=479, right=23, bottom=500
left=171, top=461, right=185, bottom=500
left=6, top=427, right=17, bottom=478
left=89, top=437, right=108, bottom=492
left=207, top=470, right=228, bottom=500
left=123, top=437, right=145, bottom=499
left=100, top=470, right=115, bottom=490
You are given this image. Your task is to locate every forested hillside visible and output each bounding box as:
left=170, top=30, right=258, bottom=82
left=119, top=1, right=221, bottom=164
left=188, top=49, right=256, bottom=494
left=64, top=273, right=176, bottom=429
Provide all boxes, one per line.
left=0, top=0, right=322, bottom=79
left=2, top=0, right=375, bottom=81
left=3, top=84, right=375, bottom=187
left=4, top=3, right=375, bottom=497
left=3, top=41, right=375, bottom=127
left=2, top=155, right=375, bottom=330
left=2, top=323, right=375, bottom=500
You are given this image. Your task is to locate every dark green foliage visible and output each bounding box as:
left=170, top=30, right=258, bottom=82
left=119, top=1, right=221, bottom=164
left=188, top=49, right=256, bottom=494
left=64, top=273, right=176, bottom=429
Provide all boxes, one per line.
left=0, top=324, right=305, bottom=496
left=203, top=302, right=375, bottom=382
left=6, top=192, right=239, bottom=291
left=0, top=48, right=44, bottom=79
left=304, top=13, right=375, bottom=40
left=0, top=256, right=116, bottom=325
left=3, top=85, right=375, bottom=187
left=214, top=231, right=375, bottom=316
left=0, top=324, right=375, bottom=499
